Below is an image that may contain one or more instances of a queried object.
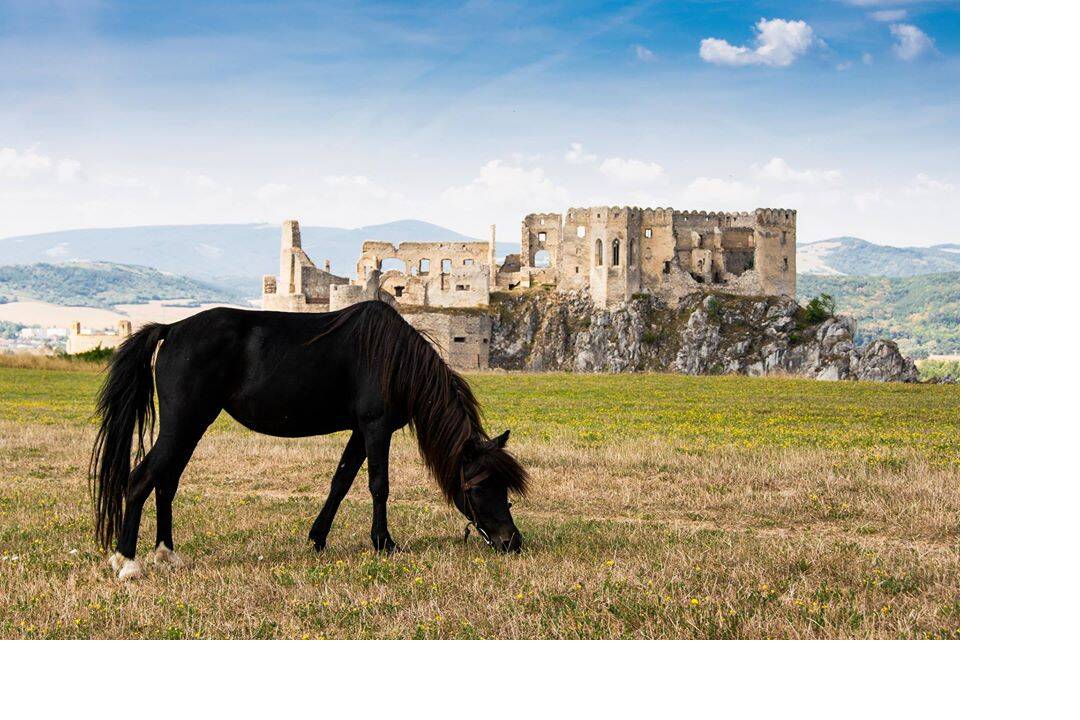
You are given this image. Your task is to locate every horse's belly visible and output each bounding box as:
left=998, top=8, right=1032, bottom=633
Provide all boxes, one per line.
left=224, top=396, right=353, bottom=438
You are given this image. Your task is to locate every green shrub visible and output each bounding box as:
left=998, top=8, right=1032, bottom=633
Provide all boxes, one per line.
left=803, top=293, right=836, bottom=324
left=917, top=359, right=959, bottom=382
left=58, top=346, right=116, bottom=363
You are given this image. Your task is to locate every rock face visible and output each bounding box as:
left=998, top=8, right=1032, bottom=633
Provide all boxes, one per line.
left=489, top=289, right=917, bottom=382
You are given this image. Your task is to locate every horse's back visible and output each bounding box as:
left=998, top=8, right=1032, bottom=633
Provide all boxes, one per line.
left=155, top=306, right=377, bottom=437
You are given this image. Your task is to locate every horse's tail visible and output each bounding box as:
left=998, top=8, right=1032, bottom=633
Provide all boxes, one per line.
left=90, top=322, right=168, bottom=549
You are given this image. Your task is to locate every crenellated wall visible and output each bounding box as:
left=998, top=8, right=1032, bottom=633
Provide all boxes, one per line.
left=538, top=206, right=796, bottom=307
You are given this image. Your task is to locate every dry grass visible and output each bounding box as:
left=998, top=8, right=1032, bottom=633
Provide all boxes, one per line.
left=0, top=352, right=106, bottom=372
left=0, top=367, right=959, bottom=639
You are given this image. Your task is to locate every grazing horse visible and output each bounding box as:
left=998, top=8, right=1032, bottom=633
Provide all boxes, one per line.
left=91, top=301, right=529, bottom=580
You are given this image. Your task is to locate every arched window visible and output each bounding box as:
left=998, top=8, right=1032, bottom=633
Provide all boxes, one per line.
left=595, top=239, right=604, bottom=266
left=627, top=240, right=635, bottom=266
left=418, top=258, right=430, bottom=274
left=612, top=239, right=620, bottom=267
left=441, top=259, right=452, bottom=274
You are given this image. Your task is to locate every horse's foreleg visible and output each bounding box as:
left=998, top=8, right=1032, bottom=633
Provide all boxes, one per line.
left=364, top=427, right=395, bottom=553
left=308, top=432, right=367, bottom=551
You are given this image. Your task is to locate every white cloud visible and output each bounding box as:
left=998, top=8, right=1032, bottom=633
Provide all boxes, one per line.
left=755, top=157, right=841, bottom=185
left=862, top=52, right=874, bottom=65
left=682, top=177, right=760, bottom=208
left=870, top=9, right=907, bottom=22
left=253, top=182, right=292, bottom=202
left=442, top=159, right=569, bottom=211
left=323, top=174, right=400, bottom=201
left=564, top=142, right=598, bottom=165
left=598, top=157, right=667, bottom=186
left=890, top=23, right=936, bottom=61
left=836, top=61, right=852, bottom=71
left=100, top=173, right=144, bottom=189
left=0, top=147, right=55, bottom=179
left=632, top=44, right=656, bottom=62
left=699, top=18, right=815, bottom=68
left=56, top=158, right=84, bottom=183
left=853, top=188, right=883, bottom=211
left=906, top=173, right=955, bottom=194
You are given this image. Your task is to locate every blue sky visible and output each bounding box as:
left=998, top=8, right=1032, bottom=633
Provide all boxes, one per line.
left=0, top=0, right=959, bottom=246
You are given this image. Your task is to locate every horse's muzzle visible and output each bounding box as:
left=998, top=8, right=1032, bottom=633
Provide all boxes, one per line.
left=495, top=531, right=522, bottom=553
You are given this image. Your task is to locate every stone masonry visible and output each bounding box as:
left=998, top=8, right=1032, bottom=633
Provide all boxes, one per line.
left=261, top=207, right=796, bottom=370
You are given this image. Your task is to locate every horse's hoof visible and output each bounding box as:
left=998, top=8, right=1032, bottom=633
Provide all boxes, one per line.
left=116, top=557, right=143, bottom=581
left=308, top=531, right=327, bottom=552
left=107, top=552, right=125, bottom=572
left=372, top=536, right=397, bottom=554
left=147, top=542, right=185, bottom=568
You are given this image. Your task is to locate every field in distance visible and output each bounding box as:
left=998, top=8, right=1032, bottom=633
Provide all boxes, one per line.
left=0, top=361, right=959, bottom=639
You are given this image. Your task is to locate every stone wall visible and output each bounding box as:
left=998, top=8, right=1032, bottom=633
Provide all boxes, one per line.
left=263, top=220, right=350, bottom=312
left=403, top=310, right=491, bottom=370
left=539, top=206, right=797, bottom=308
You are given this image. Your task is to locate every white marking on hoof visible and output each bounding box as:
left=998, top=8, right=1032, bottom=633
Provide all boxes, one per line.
left=108, top=552, right=125, bottom=572
left=147, top=542, right=184, bottom=568
left=117, top=558, right=143, bottom=581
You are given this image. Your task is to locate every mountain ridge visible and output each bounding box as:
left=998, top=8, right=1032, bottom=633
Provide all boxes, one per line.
left=797, top=236, right=960, bottom=277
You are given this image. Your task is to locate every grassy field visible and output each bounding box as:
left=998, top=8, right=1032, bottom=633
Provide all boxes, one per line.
left=0, top=360, right=959, bottom=639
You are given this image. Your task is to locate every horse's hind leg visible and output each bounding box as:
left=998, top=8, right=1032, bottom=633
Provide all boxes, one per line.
left=308, top=432, right=367, bottom=551
left=110, top=433, right=201, bottom=579
left=147, top=437, right=196, bottom=568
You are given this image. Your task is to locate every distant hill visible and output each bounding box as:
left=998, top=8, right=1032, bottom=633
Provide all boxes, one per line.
left=797, top=237, right=960, bottom=276
left=0, top=262, right=247, bottom=309
left=798, top=272, right=959, bottom=358
left=0, top=220, right=497, bottom=287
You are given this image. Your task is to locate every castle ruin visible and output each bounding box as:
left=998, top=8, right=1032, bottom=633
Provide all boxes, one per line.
left=261, top=207, right=796, bottom=369
left=511, top=207, right=796, bottom=306
left=67, top=319, right=132, bottom=354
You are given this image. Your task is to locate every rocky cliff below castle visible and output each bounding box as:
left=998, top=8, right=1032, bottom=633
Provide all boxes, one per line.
left=488, top=289, right=917, bottom=382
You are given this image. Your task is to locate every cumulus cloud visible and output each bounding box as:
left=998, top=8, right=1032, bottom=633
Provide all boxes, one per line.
left=853, top=188, right=883, bottom=211
left=632, top=44, right=656, bottom=62
left=323, top=174, right=400, bottom=201
left=442, top=159, right=569, bottom=211
left=598, top=157, right=667, bottom=186
left=754, top=157, right=841, bottom=185
left=699, top=18, right=815, bottom=68
left=870, top=9, right=907, bottom=22
left=56, top=158, right=85, bottom=183
left=890, top=23, right=935, bottom=60
left=253, top=182, right=292, bottom=202
left=0, top=146, right=84, bottom=184
left=564, top=142, right=598, bottom=165
left=682, top=177, right=760, bottom=208
left=906, top=173, right=955, bottom=194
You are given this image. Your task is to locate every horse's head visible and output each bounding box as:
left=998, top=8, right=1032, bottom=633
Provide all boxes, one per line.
left=455, top=430, right=529, bottom=553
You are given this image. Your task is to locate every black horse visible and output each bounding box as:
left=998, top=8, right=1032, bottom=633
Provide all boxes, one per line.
left=91, top=300, right=528, bottom=580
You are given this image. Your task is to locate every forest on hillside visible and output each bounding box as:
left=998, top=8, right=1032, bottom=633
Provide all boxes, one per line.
left=798, top=272, right=959, bottom=358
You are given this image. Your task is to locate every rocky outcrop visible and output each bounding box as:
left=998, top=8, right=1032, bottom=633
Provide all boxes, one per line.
left=489, top=289, right=917, bottom=382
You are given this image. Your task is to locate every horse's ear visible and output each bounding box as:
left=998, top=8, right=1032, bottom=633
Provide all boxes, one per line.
left=493, top=429, right=510, bottom=448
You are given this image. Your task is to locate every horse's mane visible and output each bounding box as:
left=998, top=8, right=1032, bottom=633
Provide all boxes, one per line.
left=317, top=301, right=527, bottom=501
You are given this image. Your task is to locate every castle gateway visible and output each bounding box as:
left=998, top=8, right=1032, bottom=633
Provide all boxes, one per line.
left=261, top=206, right=796, bottom=368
